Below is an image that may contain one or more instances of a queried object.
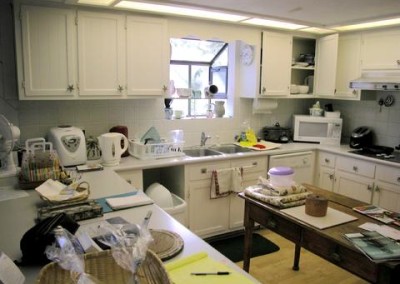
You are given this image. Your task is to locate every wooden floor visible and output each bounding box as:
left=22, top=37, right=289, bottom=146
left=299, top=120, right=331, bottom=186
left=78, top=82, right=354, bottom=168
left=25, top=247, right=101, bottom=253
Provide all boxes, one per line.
left=235, top=229, right=369, bottom=284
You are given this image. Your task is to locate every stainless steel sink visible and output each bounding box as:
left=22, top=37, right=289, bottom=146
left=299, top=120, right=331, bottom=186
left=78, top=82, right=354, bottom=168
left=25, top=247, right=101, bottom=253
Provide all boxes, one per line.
left=210, top=144, right=253, bottom=154
left=183, top=148, right=222, bottom=157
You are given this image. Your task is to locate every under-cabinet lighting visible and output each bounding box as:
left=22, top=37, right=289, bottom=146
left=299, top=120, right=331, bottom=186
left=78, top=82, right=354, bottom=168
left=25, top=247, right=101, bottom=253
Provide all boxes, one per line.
left=334, top=17, right=400, bottom=31
left=77, top=0, right=115, bottom=6
left=299, top=27, right=336, bottom=34
left=115, top=1, right=248, bottom=22
left=241, top=18, right=308, bottom=30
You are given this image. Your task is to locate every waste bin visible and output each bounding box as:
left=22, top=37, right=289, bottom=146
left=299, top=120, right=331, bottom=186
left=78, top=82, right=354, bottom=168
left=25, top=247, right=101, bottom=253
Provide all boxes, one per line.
left=145, top=183, right=188, bottom=227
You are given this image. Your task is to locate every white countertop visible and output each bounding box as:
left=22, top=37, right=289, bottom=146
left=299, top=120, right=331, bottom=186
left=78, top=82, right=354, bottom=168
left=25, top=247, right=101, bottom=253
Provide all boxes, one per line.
left=0, top=169, right=260, bottom=283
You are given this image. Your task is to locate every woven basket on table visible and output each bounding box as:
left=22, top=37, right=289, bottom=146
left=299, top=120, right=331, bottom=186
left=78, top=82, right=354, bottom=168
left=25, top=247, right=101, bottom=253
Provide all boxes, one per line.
left=36, top=249, right=171, bottom=284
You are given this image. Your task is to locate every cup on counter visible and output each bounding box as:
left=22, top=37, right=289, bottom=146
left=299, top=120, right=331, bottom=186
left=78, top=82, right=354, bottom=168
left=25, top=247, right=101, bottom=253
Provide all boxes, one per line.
left=174, top=110, right=183, bottom=119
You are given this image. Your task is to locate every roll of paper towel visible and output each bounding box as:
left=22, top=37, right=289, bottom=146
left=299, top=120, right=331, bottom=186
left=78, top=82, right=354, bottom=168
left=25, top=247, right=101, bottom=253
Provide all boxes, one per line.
left=252, top=98, right=278, bottom=114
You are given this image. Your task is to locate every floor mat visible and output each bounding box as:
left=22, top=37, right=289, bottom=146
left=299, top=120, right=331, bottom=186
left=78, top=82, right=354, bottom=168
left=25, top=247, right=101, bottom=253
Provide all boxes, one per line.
left=207, top=233, right=280, bottom=263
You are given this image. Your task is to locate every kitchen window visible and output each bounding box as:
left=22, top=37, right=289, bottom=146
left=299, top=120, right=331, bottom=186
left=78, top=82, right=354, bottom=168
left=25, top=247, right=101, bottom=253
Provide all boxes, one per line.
left=169, top=38, right=229, bottom=118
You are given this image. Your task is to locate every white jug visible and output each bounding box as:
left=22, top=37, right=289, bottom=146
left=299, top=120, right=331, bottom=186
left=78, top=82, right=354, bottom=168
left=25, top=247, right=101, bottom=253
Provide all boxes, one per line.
left=98, top=133, right=128, bottom=166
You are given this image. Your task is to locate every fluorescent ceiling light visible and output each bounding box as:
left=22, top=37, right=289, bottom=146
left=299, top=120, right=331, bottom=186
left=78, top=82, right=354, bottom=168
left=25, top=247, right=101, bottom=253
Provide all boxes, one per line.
left=299, top=27, right=336, bottom=34
left=116, top=1, right=248, bottom=22
left=242, top=18, right=307, bottom=30
left=334, top=17, right=400, bottom=31
left=78, top=0, right=115, bottom=6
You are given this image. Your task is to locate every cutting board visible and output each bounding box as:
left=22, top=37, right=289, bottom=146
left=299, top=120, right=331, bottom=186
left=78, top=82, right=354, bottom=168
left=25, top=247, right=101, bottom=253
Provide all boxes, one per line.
left=281, top=205, right=357, bottom=229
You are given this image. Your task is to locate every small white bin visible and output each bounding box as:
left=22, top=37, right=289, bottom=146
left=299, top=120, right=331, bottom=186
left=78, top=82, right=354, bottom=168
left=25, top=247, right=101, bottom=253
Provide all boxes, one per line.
left=163, top=194, right=187, bottom=227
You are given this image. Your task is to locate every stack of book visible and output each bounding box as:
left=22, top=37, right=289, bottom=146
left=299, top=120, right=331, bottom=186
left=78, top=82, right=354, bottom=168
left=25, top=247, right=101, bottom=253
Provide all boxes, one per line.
left=353, top=205, right=400, bottom=227
left=345, top=231, right=400, bottom=262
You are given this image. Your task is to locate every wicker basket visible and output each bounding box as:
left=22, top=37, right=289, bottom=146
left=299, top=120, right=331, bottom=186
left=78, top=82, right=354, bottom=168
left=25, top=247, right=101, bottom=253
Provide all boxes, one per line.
left=36, top=249, right=171, bottom=284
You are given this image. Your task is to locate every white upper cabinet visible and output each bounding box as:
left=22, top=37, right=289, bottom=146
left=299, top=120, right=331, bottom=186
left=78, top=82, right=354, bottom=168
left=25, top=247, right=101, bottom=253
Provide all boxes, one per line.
left=126, top=16, right=169, bottom=96
left=334, top=34, right=361, bottom=99
left=361, top=28, right=400, bottom=70
left=77, top=11, right=126, bottom=97
left=20, top=6, right=77, bottom=98
left=314, top=34, right=338, bottom=96
left=260, top=31, right=292, bottom=97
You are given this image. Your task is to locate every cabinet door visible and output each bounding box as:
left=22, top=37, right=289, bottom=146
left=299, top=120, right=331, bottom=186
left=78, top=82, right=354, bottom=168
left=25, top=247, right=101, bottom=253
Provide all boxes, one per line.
left=188, top=179, right=230, bottom=237
left=314, top=34, right=338, bottom=96
left=21, top=6, right=76, bottom=98
left=77, top=11, right=125, bottom=97
left=126, top=16, right=168, bottom=96
left=373, top=182, right=400, bottom=212
left=318, top=166, right=335, bottom=191
left=361, top=29, right=400, bottom=70
left=335, top=34, right=361, bottom=99
left=334, top=171, right=373, bottom=203
left=260, top=31, right=291, bottom=96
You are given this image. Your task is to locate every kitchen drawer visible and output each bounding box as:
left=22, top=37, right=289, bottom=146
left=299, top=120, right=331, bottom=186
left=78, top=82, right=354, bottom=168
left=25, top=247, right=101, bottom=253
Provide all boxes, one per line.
left=249, top=204, right=302, bottom=243
left=319, top=152, right=336, bottom=168
left=302, top=230, right=378, bottom=283
left=231, top=157, right=267, bottom=174
left=376, top=165, right=400, bottom=186
left=187, top=160, right=231, bottom=181
left=336, top=156, right=375, bottom=178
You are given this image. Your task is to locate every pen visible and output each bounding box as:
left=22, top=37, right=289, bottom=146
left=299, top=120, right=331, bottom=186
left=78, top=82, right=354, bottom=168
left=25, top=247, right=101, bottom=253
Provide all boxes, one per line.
left=191, top=271, right=230, bottom=276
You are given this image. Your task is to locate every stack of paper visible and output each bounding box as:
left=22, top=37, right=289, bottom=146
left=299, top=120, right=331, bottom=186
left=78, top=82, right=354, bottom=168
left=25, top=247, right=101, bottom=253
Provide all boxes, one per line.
left=165, top=252, right=254, bottom=284
left=105, top=193, right=153, bottom=210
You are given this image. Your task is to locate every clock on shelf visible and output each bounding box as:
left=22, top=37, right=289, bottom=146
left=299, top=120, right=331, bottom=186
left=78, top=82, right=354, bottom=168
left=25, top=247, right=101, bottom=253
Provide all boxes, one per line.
left=240, top=43, right=254, bottom=65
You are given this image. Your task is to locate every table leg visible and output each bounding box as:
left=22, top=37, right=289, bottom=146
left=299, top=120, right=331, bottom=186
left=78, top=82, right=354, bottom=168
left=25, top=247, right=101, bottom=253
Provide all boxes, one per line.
left=293, top=243, right=301, bottom=271
left=243, top=201, right=254, bottom=272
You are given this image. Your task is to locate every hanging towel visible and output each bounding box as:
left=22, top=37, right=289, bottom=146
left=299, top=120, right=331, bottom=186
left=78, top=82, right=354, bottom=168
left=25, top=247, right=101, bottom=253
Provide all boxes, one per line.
left=210, top=170, right=231, bottom=199
left=231, top=167, right=244, bottom=193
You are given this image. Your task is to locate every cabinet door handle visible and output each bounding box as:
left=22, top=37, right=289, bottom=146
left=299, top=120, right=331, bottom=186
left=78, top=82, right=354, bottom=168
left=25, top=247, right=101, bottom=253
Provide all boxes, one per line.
left=262, top=87, right=266, bottom=94
left=397, top=59, right=400, bottom=65
left=352, top=166, right=358, bottom=172
left=162, top=85, right=168, bottom=92
left=67, top=84, right=74, bottom=92
left=329, top=174, right=334, bottom=180
left=397, top=177, right=400, bottom=183
left=375, top=185, right=380, bottom=192
left=352, top=89, right=357, bottom=95
left=324, top=158, right=330, bottom=163
left=118, top=85, right=124, bottom=92
left=367, top=184, right=373, bottom=191
left=201, top=168, right=207, bottom=174
left=331, top=252, right=341, bottom=263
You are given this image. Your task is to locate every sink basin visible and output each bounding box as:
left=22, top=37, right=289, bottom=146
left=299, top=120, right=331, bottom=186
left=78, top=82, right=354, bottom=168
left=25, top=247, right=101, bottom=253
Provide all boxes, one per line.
left=183, top=148, right=222, bottom=157
left=210, top=144, right=253, bottom=154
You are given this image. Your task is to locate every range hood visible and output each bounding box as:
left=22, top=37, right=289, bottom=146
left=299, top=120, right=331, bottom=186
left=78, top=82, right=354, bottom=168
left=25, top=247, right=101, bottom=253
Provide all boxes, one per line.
left=350, top=70, right=400, bottom=91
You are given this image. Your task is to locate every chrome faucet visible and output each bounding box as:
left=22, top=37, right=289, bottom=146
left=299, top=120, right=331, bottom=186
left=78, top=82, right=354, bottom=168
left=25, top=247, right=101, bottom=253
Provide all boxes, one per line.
left=200, top=132, right=211, bottom=147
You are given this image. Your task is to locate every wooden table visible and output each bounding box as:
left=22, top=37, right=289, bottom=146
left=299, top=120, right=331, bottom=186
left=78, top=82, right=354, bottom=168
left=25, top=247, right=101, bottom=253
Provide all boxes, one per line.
left=239, top=184, right=400, bottom=284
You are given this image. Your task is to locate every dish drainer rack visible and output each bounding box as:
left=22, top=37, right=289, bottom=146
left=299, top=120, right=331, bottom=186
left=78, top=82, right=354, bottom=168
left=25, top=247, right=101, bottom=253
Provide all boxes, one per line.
left=129, top=139, right=184, bottom=160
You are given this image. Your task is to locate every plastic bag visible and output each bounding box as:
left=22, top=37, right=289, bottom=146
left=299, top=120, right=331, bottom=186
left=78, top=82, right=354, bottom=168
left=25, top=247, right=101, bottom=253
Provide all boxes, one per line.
left=96, top=211, right=153, bottom=283
left=45, top=226, right=101, bottom=284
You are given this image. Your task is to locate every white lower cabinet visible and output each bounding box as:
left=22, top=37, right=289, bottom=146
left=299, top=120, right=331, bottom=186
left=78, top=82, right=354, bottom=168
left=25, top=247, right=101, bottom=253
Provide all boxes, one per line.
left=186, top=157, right=267, bottom=238
left=373, top=165, right=400, bottom=212
left=318, top=151, right=400, bottom=211
left=317, top=151, right=336, bottom=191
left=334, top=156, right=375, bottom=203
left=115, top=169, right=143, bottom=190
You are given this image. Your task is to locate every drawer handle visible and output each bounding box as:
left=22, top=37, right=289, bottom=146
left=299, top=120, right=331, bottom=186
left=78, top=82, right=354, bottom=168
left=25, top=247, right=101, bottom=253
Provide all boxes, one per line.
left=266, top=219, right=276, bottom=229
left=331, top=252, right=341, bottom=263
left=397, top=177, right=400, bottom=183
left=201, top=168, right=207, bottom=174
left=324, top=158, right=330, bottom=163
left=352, top=166, right=358, bottom=172
left=252, top=161, right=258, bottom=166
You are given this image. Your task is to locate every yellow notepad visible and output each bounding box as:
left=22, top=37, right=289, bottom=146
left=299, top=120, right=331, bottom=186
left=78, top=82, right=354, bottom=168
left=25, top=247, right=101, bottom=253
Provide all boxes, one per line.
left=165, top=252, right=255, bottom=284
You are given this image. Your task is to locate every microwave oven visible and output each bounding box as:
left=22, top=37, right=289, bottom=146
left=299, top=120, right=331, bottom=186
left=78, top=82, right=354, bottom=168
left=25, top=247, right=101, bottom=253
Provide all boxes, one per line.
left=293, top=115, right=342, bottom=145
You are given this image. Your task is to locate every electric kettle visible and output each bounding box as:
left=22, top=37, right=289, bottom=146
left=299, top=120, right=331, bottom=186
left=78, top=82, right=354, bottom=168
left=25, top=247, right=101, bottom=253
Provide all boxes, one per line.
left=98, top=132, right=128, bottom=166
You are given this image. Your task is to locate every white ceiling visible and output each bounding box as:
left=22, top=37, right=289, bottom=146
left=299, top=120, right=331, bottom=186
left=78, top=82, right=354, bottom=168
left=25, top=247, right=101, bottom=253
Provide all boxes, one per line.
left=155, top=0, right=400, bottom=28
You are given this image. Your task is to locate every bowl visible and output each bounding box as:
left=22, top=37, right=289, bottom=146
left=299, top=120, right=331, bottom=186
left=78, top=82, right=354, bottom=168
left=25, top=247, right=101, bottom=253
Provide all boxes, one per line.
left=290, top=84, right=299, bottom=94
left=298, top=85, right=309, bottom=94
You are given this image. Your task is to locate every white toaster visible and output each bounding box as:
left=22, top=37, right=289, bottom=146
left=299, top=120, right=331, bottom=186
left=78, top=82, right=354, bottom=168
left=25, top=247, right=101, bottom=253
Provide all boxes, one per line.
left=48, top=126, right=87, bottom=167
